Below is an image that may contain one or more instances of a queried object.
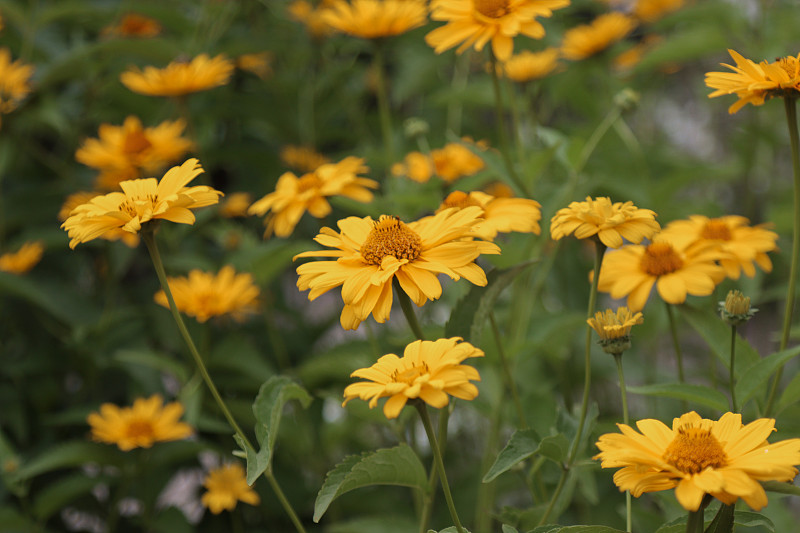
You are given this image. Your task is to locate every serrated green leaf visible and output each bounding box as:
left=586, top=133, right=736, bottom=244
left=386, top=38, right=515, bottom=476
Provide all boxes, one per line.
left=679, top=304, right=760, bottom=371
left=314, top=444, right=428, bottom=522
left=483, top=429, right=540, bottom=482
left=627, top=383, right=729, bottom=411
left=735, top=345, right=800, bottom=407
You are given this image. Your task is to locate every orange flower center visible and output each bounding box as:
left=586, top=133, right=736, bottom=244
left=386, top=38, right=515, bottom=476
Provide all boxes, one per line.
left=777, top=56, right=799, bottom=80
left=361, top=216, right=422, bottom=266
left=701, top=219, right=732, bottom=241
left=123, top=128, right=152, bottom=155
left=125, top=419, right=155, bottom=441
left=662, top=426, right=727, bottom=474
left=440, top=191, right=483, bottom=210
left=640, top=242, right=683, bottom=276
left=119, top=194, right=157, bottom=218
left=392, top=362, right=430, bottom=384
left=474, top=0, right=509, bottom=18
left=296, top=174, right=322, bottom=193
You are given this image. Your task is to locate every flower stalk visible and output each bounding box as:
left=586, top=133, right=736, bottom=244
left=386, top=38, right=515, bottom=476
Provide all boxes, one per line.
left=489, top=51, right=529, bottom=197
left=394, top=277, right=426, bottom=341
left=613, top=353, right=632, bottom=532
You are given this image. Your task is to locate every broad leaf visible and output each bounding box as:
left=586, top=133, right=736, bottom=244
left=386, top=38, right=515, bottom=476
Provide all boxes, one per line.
left=483, top=429, right=540, bottom=482
left=234, top=434, right=270, bottom=487
left=538, top=434, right=570, bottom=464
left=627, top=383, right=729, bottom=411
left=735, top=345, right=800, bottom=407
left=762, top=480, right=800, bottom=497
left=776, top=372, right=800, bottom=414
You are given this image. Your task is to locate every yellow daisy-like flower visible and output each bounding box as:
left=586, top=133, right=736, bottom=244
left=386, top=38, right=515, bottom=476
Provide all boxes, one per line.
left=295, top=208, right=501, bottom=330
left=659, top=215, right=778, bottom=280
left=587, top=306, right=642, bottom=355
left=235, top=52, right=273, bottom=80
left=248, top=156, right=378, bottom=238
left=201, top=463, right=260, bottom=514
left=432, top=140, right=487, bottom=183
left=218, top=192, right=253, bottom=218
left=437, top=190, right=541, bottom=239
left=87, top=395, right=193, bottom=451
left=706, top=50, right=800, bottom=114
left=60, top=192, right=141, bottom=247
left=62, top=159, right=223, bottom=249
left=0, top=241, right=44, bottom=274
left=280, top=144, right=331, bottom=173
left=560, top=12, right=637, bottom=61
left=391, top=151, right=435, bottom=183
left=550, top=196, right=660, bottom=249
left=102, top=13, right=162, bottom=38
left=322, top=0, right=428, bottom=39
left=500, top=47, right=561, bottom=82
left=343, top=337, right=483, bottom=418
left=632, top=0, right=684, bottom=23
left=288, top=0, right=336, bottom=38
left=594, top=411, right=800, bottom=511
left=597, top=236, right=726, bottom=311
left=120, top=54, right=234, bottom=97
left=0, top=48, right=34, bottom=116
left=426, top=0, right=570, bottom=62
left=154, top=266, right=260, bottom=323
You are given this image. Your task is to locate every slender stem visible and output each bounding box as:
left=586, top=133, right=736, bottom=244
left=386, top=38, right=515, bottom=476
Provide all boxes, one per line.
left=373, top=40, right=395, bottom=165
left=505, top=77, right=526, bottom=176
left=665, top=302, right=686, bottom=385
left=575, top=106, right=621, bottom=176
left=393, top=278, right=425, bottom=341
left=685, top=509, right=705, bottom=533
left=447, top=53, right=470, bottom=136
left=415, top=403, right=466, bottom=533
left=613, top=353, right=631, bottom=532
left=489, top=312, right=527, bottom=429
left=730, top=325, right=738, bottom=412
left=766, top=96, right=800, bottom=416
left=537, top=465, right=568, bottom=526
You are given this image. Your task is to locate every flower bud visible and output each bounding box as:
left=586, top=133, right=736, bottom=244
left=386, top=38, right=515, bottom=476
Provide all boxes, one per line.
left=719, top=290, right=757, bottom=326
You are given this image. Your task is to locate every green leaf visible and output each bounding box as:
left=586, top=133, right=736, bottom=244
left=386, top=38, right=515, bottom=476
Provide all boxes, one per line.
left=654, top=508, right=773, bottom=533
left=776, top=372, right=800, bottom=413
left=704, top=503, right=734, bottom=533
left=762, top=480, right=800, bottom=497
left=528, top=527, right=627, bottom=533
left=12, top=441, right=122, bottom=483
left=314, top=444, right=429, bottom=522
left=483, top=429, right=539, bottom=482
left=679, top=304, right=760, bottom=371
left=233, top=434, right=270, bottom=487
left=502, top=526, right=520, bottom=533
left=112, top=349, right=189, bottom=382
left=538, top=434, right=570, bottom=464
left=729, top=511, right=774, bottom=531
left=735, top=345, right=800, bottom=407
left=33, top=473, right=100, bottom=521
left=0, top=430, right=24, bottom=496
left=627, top=383, right=729, bottom=411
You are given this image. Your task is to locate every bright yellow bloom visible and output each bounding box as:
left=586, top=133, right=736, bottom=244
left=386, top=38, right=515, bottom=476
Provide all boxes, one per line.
left=500, top=48, right=561, bottom=82
left=658, top=215, right=778, bottom=280
left=87, top=395, right=193, bottom=451
left=595, top=411, right=800, bottom=511
left=201, top=463, right=260, bottom=514
left=322, top=0, right=428, bottom=39
left=248, top=156, right=378, bottom=238
left=280, top=145, right=331, bottom=173
left=343, top=337, right=483, bottom=418
left=632, top=0, right=683, bottom=22
left=437, top=190, right=541, bottom=239
left=102, top=13, right=162, bottom=38
left=0, top=241, right=44, bottom=274
left=62, top=159, right=223, bottom=249
left=432, top=140, right=487, bottom=182
left=219, top=192, right=253, bottom=218
left=597, top=236, right=726, bottom=311
left=121, top=54, right=234, bottom=97
left=287, top=0, right=336, bottom=38
left=588, top=306, right=642, bottom=355
left=60, top=192, right=141, bottom=247
left=426, top=0, right=570, bottom=62
left=154, top=266, right=260, bottom=323
left=295, top=208, right=501, bottom=330
left=235, top=52, right=273, bottom=79
left=560, top=12, right=637, bottom=61
left=550, top=196, right=660, bottom=249
left=0, top=48, right=34, bottom=116
left=391, top=151, right=435, bottom=183
left=706, top=50, right=800, bottom=114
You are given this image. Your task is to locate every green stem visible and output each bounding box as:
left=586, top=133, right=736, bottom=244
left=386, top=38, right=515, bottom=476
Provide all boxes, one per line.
left=447, top=53, right=470, bottom=136
left=415, top=403, right=466, bottom=533
left=489, top=312, right=527, bottom=429
left=537, top=465, right=568, bottom=527
left=576, top=106, right=621, bottom=176
left=505, top=76, right=526, bottom=177
left=613, top=353, right=631, bottom=532
left=665, top=302, right=686, bottom=385
left=766, top=96, right=800, bottom=416
left=685, top=509, right=705, bottom=533
left=393, top=278, right=425, bottom=341
left=730, top=325, right=738, bottom=412
left=373, top=40, right=395, bottom=165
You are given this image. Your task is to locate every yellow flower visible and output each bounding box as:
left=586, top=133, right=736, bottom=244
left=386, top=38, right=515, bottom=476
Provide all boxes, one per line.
left=62, top=159, right=223, bottom=249
left=287, top=0, right=336, bottom=38
left=219, top=192, right=253, bottom=218
left=201, top=463, right=260, bottom=514
left=437, top=190, right=541, bottom=239
left=343, top=337, right=483, bottom=418
left=87, top=395, right=193, bottom=451
left=594, top=411, right=800, bottom=511
left=587, top=307, right=642, bottom=355
left=0, top=241, right=44, bottom=274
left=426, top=0, right=570, bottom=62
left=550, top=196, right=660, bottom=249
left=500, top=48, right=561, bottom=82
left=153, top=266, right=260, bottom=323
left=280, top=144, right=331, bottom=173
left=613, top=34, right=663, bottom=72
left=120, top=54, right=234, bottom=97
left=248, top=156, right=378, bottom=238
left=102, top=13, right=162, bottom=38
left=235, top=52, right=273, bottom=79
left=392, top=151, right=435, bottom=183
left=432, top=140, right=487, bottom=183
left=295, top=208, right=501, bottom=330
left=597, top=236, right=726, bottom=311
left=560, top=12, right=637, bottom=61
left=706, top=50, right=800, bottom=114
left=658, top=215, right=778, bottom=280
left=0, top=48, right=34, bottom=116
left=322, top=0, right=428, bottom=39
left=632, top=0, right=684, bottom=23
left=59, top=192, right=142, bottom=247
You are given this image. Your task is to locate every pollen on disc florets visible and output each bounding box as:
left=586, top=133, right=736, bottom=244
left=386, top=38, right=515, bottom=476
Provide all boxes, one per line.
left=640, top=242, right=683, bottom=276
left=662, top=425, right=727, bottom=474
left=361, top=215, right=423, bottom=265
left=441, top=191, right=484, bottom=210
left=701, top=219, right=732, bottom=241
left=474, top=0, right=510, bottom=19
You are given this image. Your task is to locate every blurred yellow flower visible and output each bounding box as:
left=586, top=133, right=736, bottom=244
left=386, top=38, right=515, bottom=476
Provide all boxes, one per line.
left=62, top=159, right=223, bottom=248
left=391, top=151, right=434, bottom=183
left=560, top=12, right=637, bottom=61
left=437, top=190, right=541, bottom=239
left=550, top=196, right=660, bottom=249
left=287, top=0, right=336, bottom=38
left=295, top=208, right=500, bottom=330
left=154, top=266, right=260, bottom=323
left=280, top=144, right=331, bottom=173
left=343, top=337, right=483, bottom=418
left=426, top=0, right=570, bottom=62
left=219, top=192, right=253, bottom=218
left=0, top=241, right=44, bottom=274
left=102, top=13, right=162, bottom=38
left=594, top=411, right=800, bottom=511
left=322, top=0, right=428, bottom=39
left=500, top=48, right=561, bottom=82
left=87, top=395, right=193, bottom=451
left=706, top=49, right=800, bottom=114
left=633, top=0, right=683, bottom=23
left=432, top=140, right=486, bottom=183
left=201, top=463, right=260, bottom=514
left=121, top=54, right=234, bottom=97
left=248, top=156, right=378, bottom=238
left=235, top=52, right=273, bottom=79
left=0, top=48, right=34, bottom=117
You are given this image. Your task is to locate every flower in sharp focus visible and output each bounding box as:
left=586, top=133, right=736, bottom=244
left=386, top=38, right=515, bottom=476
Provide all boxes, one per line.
left=560, top=12, right=637, bottom=61
left=59, top=192, right=141, bottom=247
left=719, top=289, right=757, bottom=327
left=248, top=156, right=378, bottom=238
left=550, top=196, right=660, bottom=249
left=153, top=266, right=260, bottom=323
left=120, top=54, right=234, bottom=97
left=705, top=50, right=800, bottom=114
left=280, top=145, right=331, bottom=173
left=437, top=190, right=541, bottom=239
left=322, top=0, right=428, bottom=39
left=87, top=395, right=193, bottom=451
left=500, top=48, right=561, bottom=82
left=102, top=13, right=162, bottom=38
left=343, top=337, right=483, bottom=418
left=426, top=0, right=570, bottom=62
left=201, top=463, right=260, bottom=514
left=295, top=208, right=500, bottom=330
left=62, top=158, right=223, bottom=249
left=0, top=241, right=44, bottom=274
left=0, top=48, right=34, bottom=117
left=594, top=411, right=800, bottom=511
left=587, top=307, right=643, bottom=355
left=658, top=215, right=778, bottom=280
left=597, top=235, right=726, bottom=311
left=632, top=0, right=684, bottom=23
